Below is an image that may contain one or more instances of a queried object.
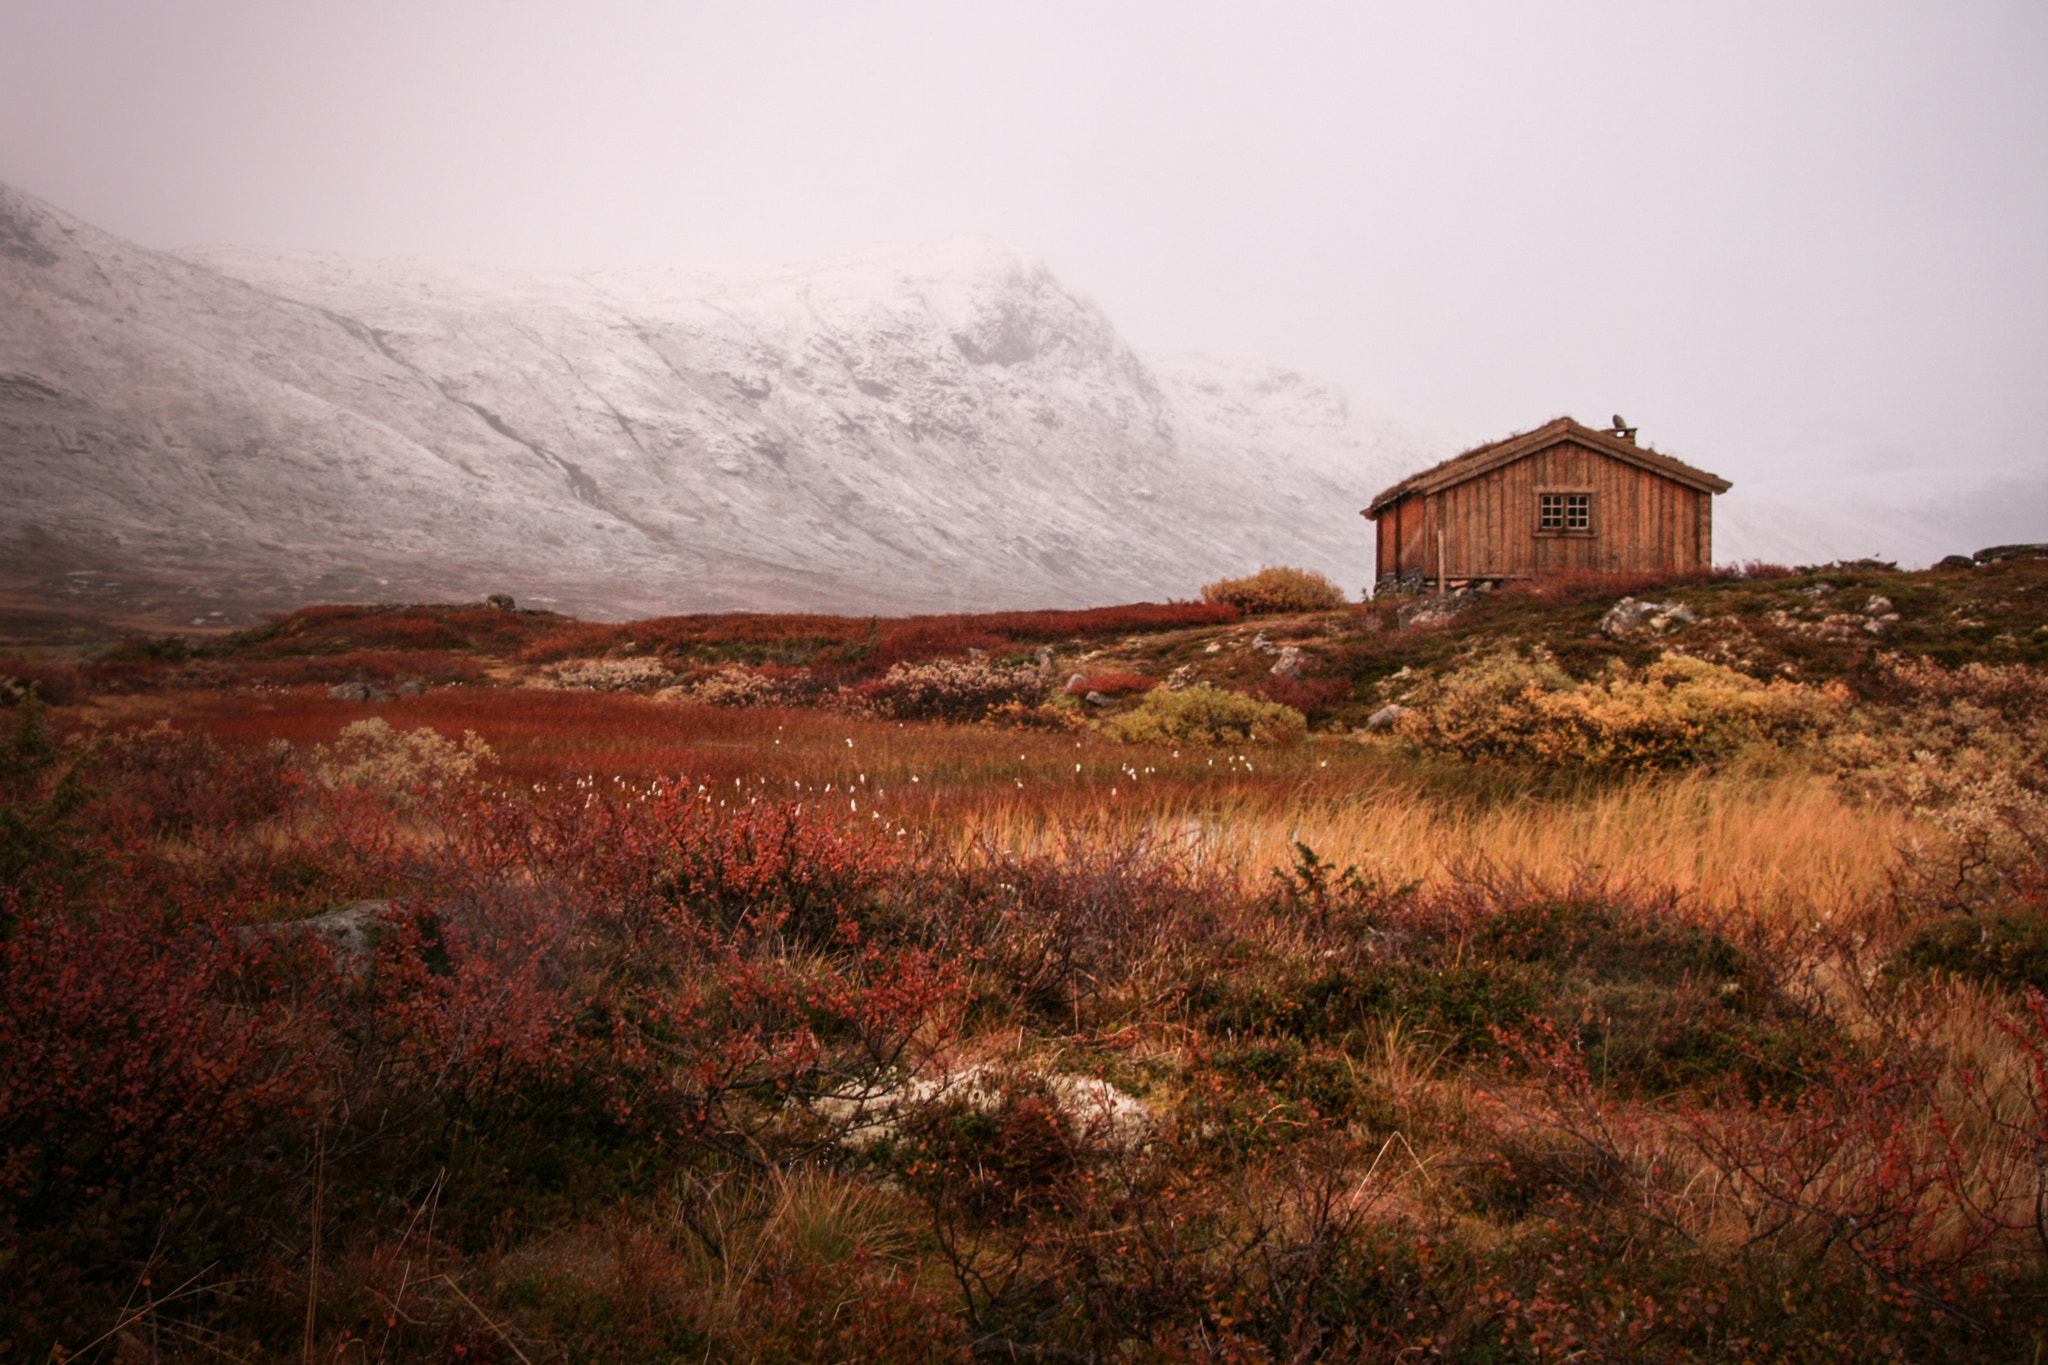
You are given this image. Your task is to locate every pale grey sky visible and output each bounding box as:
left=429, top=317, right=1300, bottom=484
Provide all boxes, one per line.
left=4, top=0, right=2045, bottom=529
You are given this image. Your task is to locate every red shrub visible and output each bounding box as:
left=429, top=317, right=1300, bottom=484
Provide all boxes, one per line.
left=868, top=622, right=1009, bottom=670
left=209, top=648, right=484, bottom=688
left=1503, top=567, right=1714, bottom=607
left=516, top=602, right=1240, bottom=667
left=0, top=890, right=313, bottom=1231
left=1064, top=671, right=1158, bottom=698
left=1253, top=674, right=1349, bottom=717
left=0, top=661, right=87, bottom=707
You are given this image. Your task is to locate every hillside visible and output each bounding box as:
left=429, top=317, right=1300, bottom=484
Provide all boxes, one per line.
left=6, top=554, right=2048, bottom=1360
left=0, top=179, right=1428, bottom=630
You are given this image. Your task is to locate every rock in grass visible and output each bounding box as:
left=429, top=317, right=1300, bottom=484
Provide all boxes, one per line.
left=328, top=680, right=394, bottom=702
left=1974, top=543, right=2048, bottom=563
left=1600, top=597, right=1698, bottom=639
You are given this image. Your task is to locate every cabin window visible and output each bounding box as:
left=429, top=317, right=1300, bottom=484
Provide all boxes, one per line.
left=1538, top=492, right=1592, bottom=534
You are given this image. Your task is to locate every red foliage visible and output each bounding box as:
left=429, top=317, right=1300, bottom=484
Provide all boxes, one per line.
left=1064, top=671, right=1158, bottom=698
left=518, top=602, right=1240, bottom=667
left=1252, top=674, right=1348, bottom=716
left=0, top=889, right=313, bottom=1225
left=869, top=623, right=1009, bottom=669
left=1502, top=568, right=1715, bottom=607
left=0, top=661, right=87, bottom=707
left=229, top=648, right=486, bottom=688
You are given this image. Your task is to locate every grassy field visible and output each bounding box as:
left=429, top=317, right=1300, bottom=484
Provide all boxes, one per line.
left=3, top=560, right=2046, bottom=1362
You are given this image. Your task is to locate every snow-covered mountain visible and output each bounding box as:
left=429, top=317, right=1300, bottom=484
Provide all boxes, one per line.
left=0, top=180, right=1432, bottom=624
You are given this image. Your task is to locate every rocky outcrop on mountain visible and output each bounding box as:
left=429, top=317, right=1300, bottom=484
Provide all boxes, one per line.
left=0, top=180, right=1428, bottom=624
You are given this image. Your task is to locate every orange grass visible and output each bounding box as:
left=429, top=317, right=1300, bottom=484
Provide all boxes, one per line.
left=94, top=687, right=1911, bottom=918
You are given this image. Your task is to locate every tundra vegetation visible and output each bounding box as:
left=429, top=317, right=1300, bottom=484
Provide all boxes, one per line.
left=3, top=557, right=2048, bottom=1362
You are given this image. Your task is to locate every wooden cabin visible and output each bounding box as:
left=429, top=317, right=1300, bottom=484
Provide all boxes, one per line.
left=1363, top=416, right=1732, bottom=593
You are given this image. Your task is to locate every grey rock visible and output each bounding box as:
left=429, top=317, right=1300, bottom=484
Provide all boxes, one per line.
left=1269, top=645, right=1306, bottom=677
left=1937, top=554, right=1976, bottom=571
left=239, top=899, right=417, bottom=979
left=1084, top=691, right=1113, bottom=707
left=1974, top=543, right=2048, bottom=563
left=1599, top=597, right=1698, bottom=639
left=1365, top=704, right=1407, bottom=730
left=485, top=592, right=516, bottom=611
left=327, top=680, right=394, bottom=702
left=1065, top=672, right=1088, bottom=694
left=1398, top=596, right=1463, bottom=629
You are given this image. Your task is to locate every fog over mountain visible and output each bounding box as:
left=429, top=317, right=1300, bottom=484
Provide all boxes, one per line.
left=0, top=180, right=2026, bottom=630
left=1, top=180, right=1456, bottom=624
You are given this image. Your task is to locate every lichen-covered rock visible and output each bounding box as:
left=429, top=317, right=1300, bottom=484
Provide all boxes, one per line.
left=1974, top=544, right=2048, bottom=563
left=1600, top=598, right=1698, bottom=639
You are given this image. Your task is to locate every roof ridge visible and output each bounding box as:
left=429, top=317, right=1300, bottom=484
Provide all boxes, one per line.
left=1363, top=416, right=1730, bottom=514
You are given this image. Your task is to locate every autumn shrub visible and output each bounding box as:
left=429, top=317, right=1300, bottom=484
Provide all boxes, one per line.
left=1200, top=565, right=1349, bottom=615
left=0, top=889, right=314, bottom=1335
left=865, top=622, right=1009, bottom=671
left=1062, top=670, right=1156, bottom=698
left=1833, top=655, right=2048, bottom=828
left=844, top=657, right=1044, bottom=722
left=982, top=698, right=1090, bottom=731
left=0, top=697, right=95, bottom=920
left=674, top=664, right=821, bottom=707
left=231, top=647, right=486, bottom=688
left=309, top=717, right=493, bottom=801
left=1836, top=656, right=2048, bottom=923
left=1397, top=649, right=1847, bottom=770
left=1501, top=565, right=1714, bottom=607
left=0, top=659, right=87, bottom=707
left=536, top=656, right=677, bottom=692
left=1253, top=672, right=1348, bottom=719
left=937, top=833, right=1228, bottom=1021
left=1098, top=682, right=1306, bottom=745
left=87, top=721, right=299, bottom=837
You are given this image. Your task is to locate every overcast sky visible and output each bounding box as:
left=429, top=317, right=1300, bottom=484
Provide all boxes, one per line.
left=3, top=0, right=2045, bottom=521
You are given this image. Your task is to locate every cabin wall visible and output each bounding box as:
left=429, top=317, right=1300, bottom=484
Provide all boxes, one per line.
left=1375, top=438, right=1714, bottom=586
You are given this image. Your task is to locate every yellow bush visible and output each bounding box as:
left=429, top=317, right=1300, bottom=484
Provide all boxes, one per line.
left=310, top=718, right=493, bottom=800
left=1397, top=651, right=1846, bottom=771
left=1098, top=684, right=1306, bottom=746
left=1199, top=566, right=1348, bottom=615
left=1829, top=655, right=2048, bottom=837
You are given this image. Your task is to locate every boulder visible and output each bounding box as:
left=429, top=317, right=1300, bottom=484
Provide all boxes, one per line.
left=238, top=899, right=410, bottom=979
left=1365, top=703, right=1407, bottom=731
left=1397, top=596, right=1462, bottom=629
left=1269, top=646, right=1306, bottom=677
left=1937, top=554, right=1976, bottom=571
left=1599, top=598, right=1698, bottom=639
left=485, top=592, right=516, bottom=611
left=327, top=680, right=394, bottom=702
left=1974, top=544, right=2048, bottom=563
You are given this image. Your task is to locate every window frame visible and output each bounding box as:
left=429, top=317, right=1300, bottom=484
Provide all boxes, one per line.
left=1535, top=488, right=1596, bottom=537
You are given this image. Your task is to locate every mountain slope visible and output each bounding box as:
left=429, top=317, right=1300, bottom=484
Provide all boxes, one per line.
left=0, top=180, right=1428, bottom=624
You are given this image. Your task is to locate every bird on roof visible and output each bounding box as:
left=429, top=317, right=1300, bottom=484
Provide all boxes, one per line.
left=1611, top=414, right=1628, bottom=431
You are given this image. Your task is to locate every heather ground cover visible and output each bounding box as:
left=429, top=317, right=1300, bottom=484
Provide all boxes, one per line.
left=4, top=565, right=2047, bottom=1362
